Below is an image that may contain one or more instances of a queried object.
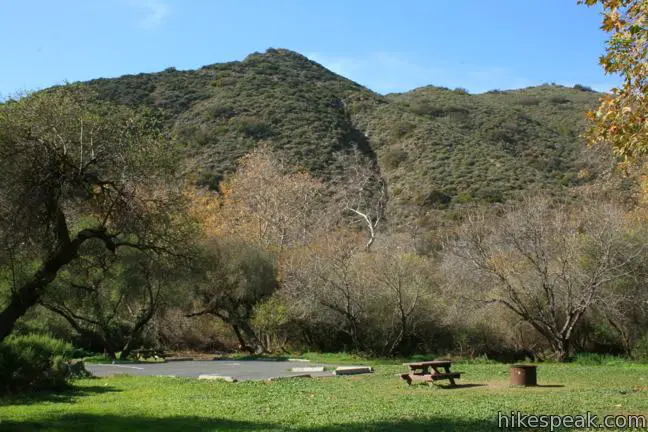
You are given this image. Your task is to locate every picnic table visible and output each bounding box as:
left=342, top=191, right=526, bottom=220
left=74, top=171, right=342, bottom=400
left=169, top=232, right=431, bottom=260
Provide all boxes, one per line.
left=401, top=360, right=461, bottom=386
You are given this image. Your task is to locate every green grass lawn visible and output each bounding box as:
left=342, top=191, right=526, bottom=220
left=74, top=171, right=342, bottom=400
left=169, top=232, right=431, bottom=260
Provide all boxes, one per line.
left=1, top=359, right=647, bottom=431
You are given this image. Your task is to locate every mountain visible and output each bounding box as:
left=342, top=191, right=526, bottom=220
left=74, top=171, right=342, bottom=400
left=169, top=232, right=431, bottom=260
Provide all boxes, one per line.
left=75, top=48, right=604, bottom=223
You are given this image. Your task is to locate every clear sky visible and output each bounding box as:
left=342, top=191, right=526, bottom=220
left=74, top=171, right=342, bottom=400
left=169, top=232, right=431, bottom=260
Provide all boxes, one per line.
left=0, top=0, right=620, bottom=98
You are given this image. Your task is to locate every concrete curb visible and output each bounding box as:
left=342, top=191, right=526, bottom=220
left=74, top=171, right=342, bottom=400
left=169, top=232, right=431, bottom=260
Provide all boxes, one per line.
left=198, top=374, right=238, bottom=382
left=289, top=366, right=325, bottom=372
left=333, top=366, right=373, bottom=375
left=265, top=374, right=312, bottom=381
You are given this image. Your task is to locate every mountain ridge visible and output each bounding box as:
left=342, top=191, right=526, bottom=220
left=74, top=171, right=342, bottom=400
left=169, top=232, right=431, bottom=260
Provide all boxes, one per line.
left=57, top=48, right=607, bottom=224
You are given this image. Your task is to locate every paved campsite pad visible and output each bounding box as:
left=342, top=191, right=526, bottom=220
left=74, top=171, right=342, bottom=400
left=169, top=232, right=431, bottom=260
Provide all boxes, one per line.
left=87, top=360, right=337, bottom=381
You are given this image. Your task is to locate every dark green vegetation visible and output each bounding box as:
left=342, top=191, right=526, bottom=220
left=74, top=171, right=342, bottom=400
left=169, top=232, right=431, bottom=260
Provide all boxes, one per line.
left=0, top=334, right=86, bottom=393
left=2, top=359, right=648, bottom=431
left=80, top=48, right=605, bottom=215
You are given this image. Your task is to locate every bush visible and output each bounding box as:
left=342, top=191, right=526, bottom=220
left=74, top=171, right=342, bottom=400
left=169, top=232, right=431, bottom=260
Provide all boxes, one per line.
left=389, top=120, right=415, bottom=139
left=0, top=334, right=86, bottom=394
left=234, top=116, right=273, bottom=139
left=570, top=353, right=628, bottom=366
left=382, top=148, right=408, bottom=169
left=421, top=189, right=452, bottom=208
left=631, top=334, right=648, bottom=361
left=573, top=84, right=595, bottom=92
left=517, top=97, right=540, bottom=106
left=549, top=95, right=570, bottom=105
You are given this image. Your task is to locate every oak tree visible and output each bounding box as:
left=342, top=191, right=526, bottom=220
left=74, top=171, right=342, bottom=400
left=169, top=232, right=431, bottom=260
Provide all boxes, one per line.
left=0, top=90, right=190, bottom=341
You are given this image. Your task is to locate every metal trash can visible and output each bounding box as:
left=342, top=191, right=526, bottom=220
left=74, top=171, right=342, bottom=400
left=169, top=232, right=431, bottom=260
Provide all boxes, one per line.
left=510, top=364, right=537, bottom=386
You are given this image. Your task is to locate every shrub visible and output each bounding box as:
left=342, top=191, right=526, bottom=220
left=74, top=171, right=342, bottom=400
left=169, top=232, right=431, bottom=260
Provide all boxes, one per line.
left=410, top=102, right=445, bottom=117
left=573, top=84, right=595, bottom=92
left=0, top=334, right=86, bottom=394
left=570, top=353, right=628, bottom=366
left=421, top=189, right=452, bottom=208
left=382, top=148, right=408, bottom=169
left=631, top=334, right=648, bottom=361
left=234, top=116, right=273, bottom=139
left=389, top=120, right=415, bottom=139
left=549, top=95, right=570, bottom=105
left=517, top=96, right=540, bottom=106
left=208, top=105, right=236, bottom=120
left=252, top=296, right=290, bottom=353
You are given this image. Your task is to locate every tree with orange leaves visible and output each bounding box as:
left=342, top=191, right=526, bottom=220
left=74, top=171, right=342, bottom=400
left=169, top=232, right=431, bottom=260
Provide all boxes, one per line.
left=580, top=0, right=647, bottom=160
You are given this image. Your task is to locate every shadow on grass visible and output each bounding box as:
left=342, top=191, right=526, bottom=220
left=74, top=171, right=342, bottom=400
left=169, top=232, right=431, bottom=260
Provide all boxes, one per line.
left=0, top=413, right=502, bottom=432
left=0, top=384, right=121, bottom=407
left=402, top=381, right=488, bottom=390
left=437, top=383, right=487, bottom=389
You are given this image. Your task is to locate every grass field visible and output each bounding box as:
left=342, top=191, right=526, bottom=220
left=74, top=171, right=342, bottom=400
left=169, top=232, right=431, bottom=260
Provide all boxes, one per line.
left=1, top=357, right=648, bottom=431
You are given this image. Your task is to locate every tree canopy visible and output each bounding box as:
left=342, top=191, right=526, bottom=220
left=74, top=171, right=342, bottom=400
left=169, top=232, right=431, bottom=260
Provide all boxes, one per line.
left=0, top=90, right=192, bottom=341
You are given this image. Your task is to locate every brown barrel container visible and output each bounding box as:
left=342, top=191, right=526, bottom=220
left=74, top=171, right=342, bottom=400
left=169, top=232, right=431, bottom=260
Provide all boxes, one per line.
left=510, top=364, right=537, bottom=386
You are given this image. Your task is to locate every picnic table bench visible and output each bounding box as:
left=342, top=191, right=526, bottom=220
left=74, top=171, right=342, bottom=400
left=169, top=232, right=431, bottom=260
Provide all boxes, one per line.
left=401, top=360, right=462, bottom=386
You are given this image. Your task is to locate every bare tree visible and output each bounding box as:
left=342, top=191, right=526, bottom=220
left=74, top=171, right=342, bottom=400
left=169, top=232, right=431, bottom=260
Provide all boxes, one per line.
left=446, top=196, right=645, bottom=361
left=283, top=230, right=438, bottom=355
left=363, top=240, right=437, bottom=355
left=338, top=150, right=387, bottom=252
left=218, top=146, right=326, bottom=252
left=595, top=247, right=648, bottom=355
left=282, top=229, right=368, bottom=350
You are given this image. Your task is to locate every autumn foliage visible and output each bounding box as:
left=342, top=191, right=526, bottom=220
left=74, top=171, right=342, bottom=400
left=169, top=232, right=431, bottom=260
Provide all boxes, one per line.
left=581, top=0, right=647, bottom=159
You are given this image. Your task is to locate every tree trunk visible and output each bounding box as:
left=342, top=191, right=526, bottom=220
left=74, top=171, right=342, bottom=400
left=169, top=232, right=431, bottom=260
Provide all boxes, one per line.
left=120, top=338, right=135, bottom=361
left=0, top=281, right=42, bottom=342
left=120, top=299, right=157, bottom=360
left=231, top=324, right=254, bottom=354
left=553, top=338, right=571, bottom=362
left=0, top=227, right=111, bottom=342
left=237, top=320, right=265, bottom=354
left=104, top=342, right=117, bottom=360
left=607, top=317, right=633, bottom=356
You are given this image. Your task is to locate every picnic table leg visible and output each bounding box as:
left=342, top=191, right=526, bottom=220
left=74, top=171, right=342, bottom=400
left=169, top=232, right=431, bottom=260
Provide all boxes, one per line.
left=423, top=366, right=433, bottom=386
left=402, top=366, right=431, bottom=385
left=442, top=366, right=457, bottom=386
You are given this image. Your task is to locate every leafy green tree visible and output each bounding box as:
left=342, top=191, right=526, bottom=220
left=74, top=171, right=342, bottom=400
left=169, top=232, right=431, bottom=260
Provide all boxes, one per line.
left=187, top=238, right=279, bottom=354
left=0, top=90, right=190, bottom=341
left=40, top=246, right=186, bottom=360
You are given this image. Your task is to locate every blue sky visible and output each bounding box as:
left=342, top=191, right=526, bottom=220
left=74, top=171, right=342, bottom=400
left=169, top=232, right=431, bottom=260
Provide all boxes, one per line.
left=0, top=0, right=619, bottom=98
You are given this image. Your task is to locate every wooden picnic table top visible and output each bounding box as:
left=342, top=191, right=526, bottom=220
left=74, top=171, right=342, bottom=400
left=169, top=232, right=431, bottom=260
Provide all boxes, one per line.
left=404, top=360, right=452, bottom=368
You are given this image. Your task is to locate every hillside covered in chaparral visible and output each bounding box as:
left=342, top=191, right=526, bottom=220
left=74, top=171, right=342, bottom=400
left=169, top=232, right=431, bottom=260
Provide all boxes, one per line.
left=73, top=48, right=616, bottom=224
